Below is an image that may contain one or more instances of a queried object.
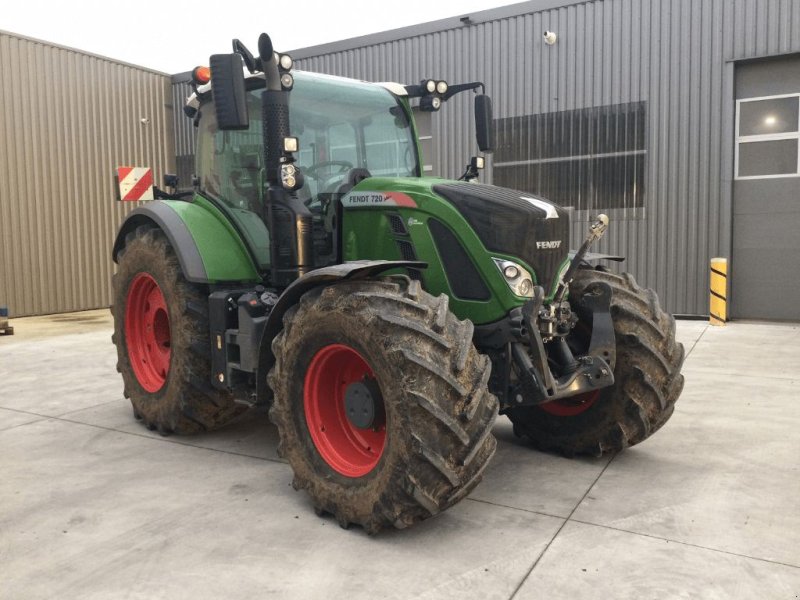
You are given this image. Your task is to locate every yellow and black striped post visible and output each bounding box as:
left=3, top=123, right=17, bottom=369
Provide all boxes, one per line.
left=709, top=258, right=728, bottom=326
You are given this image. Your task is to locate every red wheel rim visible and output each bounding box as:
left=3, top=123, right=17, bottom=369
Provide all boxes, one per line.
left=125, top=273, right=171, bottom=393
left=540, top=390, right=600, bottom=417
left=304, top=344, right=386, bottom=477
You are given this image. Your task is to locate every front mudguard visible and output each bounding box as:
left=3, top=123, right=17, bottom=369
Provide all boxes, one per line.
left=255, top=260, right=427, bottom=405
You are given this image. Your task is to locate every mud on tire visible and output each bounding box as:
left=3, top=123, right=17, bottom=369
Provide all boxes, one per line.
left=111, top=224, right=246, bottom=434
left=507, top=269, right=685, bottom=456
left=268, top=277, right=498, bottom=533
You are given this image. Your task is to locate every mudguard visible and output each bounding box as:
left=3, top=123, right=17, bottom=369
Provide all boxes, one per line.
left=111, top=199, right=260, bottom=284
left=255, top=260, right=427, bottom=404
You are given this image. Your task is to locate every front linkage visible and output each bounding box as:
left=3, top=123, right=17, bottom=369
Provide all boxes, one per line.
left=477, top=215, right=616, bottom=411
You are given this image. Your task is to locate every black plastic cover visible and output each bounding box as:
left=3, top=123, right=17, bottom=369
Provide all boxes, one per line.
left=429, top=219, right=491, bottom=301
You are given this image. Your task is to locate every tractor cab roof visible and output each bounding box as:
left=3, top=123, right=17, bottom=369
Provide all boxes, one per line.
left=184, top=69, right=408, bottom=117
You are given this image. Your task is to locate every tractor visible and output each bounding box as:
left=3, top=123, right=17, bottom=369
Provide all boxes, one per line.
left=111, top=33, right=684, bottom=533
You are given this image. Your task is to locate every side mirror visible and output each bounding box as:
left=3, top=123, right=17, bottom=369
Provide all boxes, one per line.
left=474, top=94, right=494, bottom=153
left=209, top=53, right=249, bottom=130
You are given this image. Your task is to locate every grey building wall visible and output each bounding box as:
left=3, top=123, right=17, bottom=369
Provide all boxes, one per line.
left=287, top=0, right=800, bottom=316
left=0, top=31, right=175, bottom=317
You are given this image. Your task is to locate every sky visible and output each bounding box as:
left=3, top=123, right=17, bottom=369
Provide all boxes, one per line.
left=3, top=0, right=520, bottom=73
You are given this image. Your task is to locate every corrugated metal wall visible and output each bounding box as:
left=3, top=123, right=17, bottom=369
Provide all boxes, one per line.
left=287, top=0, right=800, bottom=315
left=0, top=31, right=175, bottom=317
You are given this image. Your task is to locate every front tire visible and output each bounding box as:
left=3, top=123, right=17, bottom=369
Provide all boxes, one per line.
left=507, top=270, right=685, bottom=456
left=112, top=225, right=246, bottom=434
left=268, top=277, right=498, bottom=533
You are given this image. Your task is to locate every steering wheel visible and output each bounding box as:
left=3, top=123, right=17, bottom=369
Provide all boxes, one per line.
left=304, top=160, right=353, bottom=182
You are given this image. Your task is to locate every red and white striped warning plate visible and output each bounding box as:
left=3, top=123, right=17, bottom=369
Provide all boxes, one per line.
left=117, top=166, right=154, bottom=201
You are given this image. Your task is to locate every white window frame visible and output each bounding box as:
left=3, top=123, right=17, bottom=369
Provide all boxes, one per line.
left=735, top=92, right=800, bottom=180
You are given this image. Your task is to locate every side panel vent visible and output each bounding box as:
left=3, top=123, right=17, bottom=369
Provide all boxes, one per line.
left=395, top=239, right=422, bottom=281
left=387, top=213, right=408, bottom=236
left=396, top=239, right=416, bottom=261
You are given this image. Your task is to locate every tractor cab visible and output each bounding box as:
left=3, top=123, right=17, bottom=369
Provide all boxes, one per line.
left=186, top=53, right=493, bottom=285
left=192, top=71, right=422, bottom=271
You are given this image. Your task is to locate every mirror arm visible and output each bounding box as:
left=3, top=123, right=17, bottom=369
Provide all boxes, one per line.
left=441, top=81, right=484, bottom=101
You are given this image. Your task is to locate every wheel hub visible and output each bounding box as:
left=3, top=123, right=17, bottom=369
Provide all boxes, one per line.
left=344, top=379, right=384, bottom=430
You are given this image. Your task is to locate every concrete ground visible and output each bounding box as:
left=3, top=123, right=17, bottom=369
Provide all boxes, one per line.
left=1, top=310, right=798, bottom=600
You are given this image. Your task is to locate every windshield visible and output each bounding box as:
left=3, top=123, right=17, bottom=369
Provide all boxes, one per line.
left=290, top=72, right=419, bottom=192
left=196, top=71, right=419, bottom=214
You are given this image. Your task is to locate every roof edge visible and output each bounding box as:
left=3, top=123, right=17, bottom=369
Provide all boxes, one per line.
left=289, top=0, right=587, bottom=59
left=0, top=28, right=170, bottom=76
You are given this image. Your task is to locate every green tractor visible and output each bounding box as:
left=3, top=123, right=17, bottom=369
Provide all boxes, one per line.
left=111, top=34, right=684, bottom=533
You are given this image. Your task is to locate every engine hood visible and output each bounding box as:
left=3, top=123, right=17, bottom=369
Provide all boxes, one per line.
left=432, top=182, right=570, bottom=292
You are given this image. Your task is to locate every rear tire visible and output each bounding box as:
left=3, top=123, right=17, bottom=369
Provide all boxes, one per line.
left=111, top=225, right=246, bottom=434
left=268, top=277, right=498, bottom=533
left=507, top=269, right=685, bottom=456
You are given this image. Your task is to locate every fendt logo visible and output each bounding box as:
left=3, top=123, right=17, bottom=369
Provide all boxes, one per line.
left=536, top=240, right=562, bottom=249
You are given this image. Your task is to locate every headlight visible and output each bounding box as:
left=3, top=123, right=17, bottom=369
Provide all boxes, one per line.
left=425, top=79, right=436, bottom=93
left=280, top=163, right=302, bottom=190
left=280, top=73, right=294, bottom=89
left=493, top=258, right=534, bottom=298
left=420, top=95, right=442, bottom=112
left=283, top=136, right=299, bottom=153
left=436, top=81, right=448, bottom=94
left=279, top=54, right=293, bottom=71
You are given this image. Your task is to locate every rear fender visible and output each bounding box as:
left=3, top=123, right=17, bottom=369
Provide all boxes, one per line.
left=112, top=200, right=259, bottom=284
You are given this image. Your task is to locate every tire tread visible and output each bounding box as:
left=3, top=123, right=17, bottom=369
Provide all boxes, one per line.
left=111, top=225, right=246, bottom=435
left=509, top=268, right=684, bottom=456
left=268, top=277, right=497, bottom=533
